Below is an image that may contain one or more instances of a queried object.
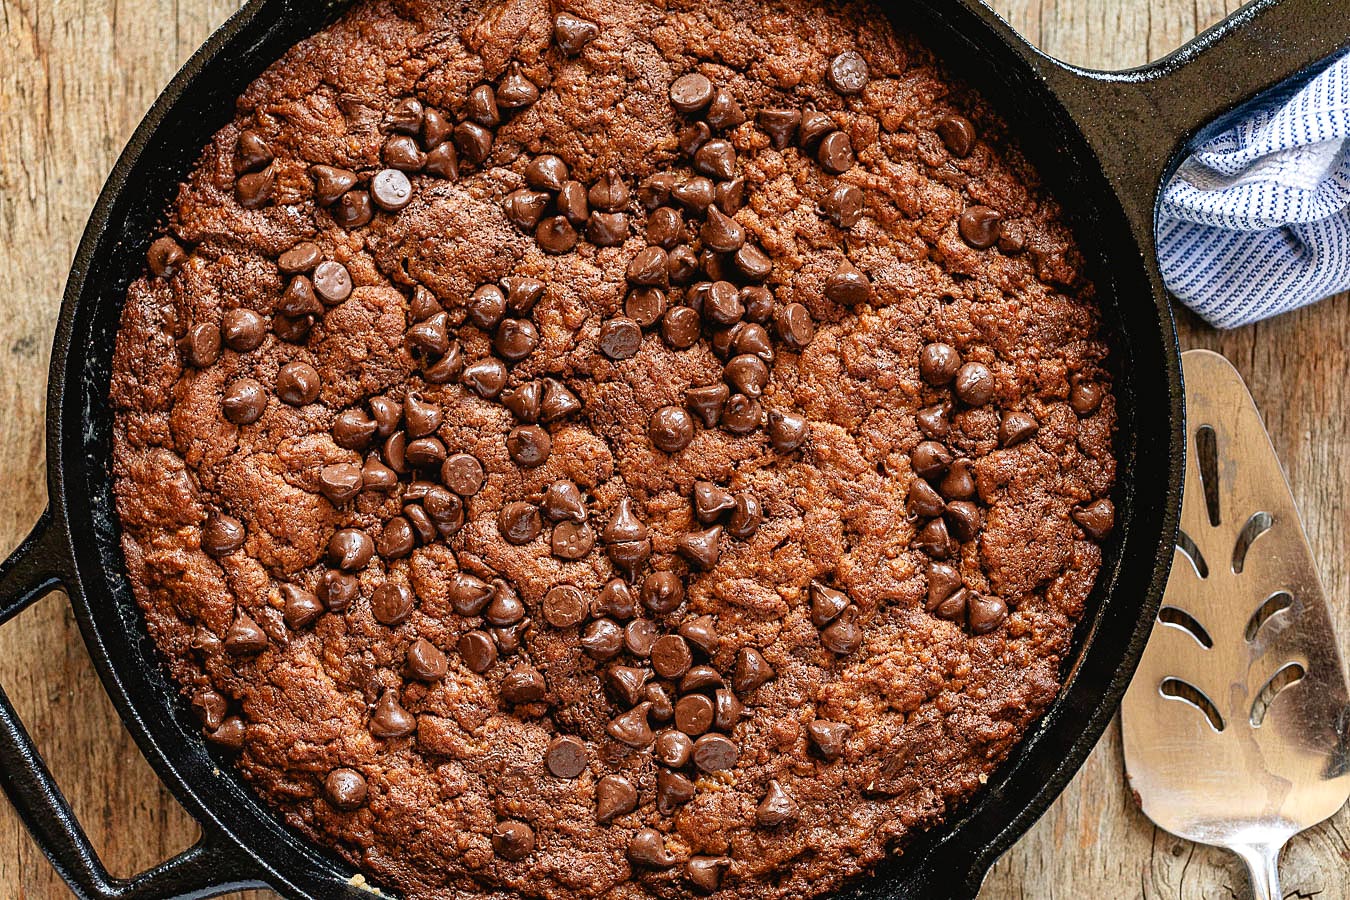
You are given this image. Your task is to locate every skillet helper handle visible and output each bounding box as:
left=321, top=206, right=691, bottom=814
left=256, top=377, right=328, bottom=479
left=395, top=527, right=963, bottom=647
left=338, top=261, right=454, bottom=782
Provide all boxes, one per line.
left=0, top=511, right=262, bottom=899
left=1025, top=0, right=1350, bottom=237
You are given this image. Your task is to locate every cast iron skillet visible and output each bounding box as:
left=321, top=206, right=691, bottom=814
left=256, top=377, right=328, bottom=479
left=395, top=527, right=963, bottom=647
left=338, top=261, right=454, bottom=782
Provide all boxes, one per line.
left=0, top=0, right=1344, bottom=897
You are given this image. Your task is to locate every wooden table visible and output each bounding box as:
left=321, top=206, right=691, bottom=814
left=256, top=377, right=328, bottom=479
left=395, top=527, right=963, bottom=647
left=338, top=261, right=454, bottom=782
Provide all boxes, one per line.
left=1, top=1, right=1346, bottom=896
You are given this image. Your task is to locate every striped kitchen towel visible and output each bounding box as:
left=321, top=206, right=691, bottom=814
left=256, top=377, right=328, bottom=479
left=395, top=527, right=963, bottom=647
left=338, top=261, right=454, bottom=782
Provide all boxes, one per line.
left=1157, top=51, right=1350, bottom=328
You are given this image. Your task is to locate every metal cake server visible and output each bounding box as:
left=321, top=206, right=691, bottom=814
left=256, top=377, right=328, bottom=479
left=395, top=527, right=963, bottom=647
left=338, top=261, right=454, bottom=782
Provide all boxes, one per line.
left=1122, top=349, right=1350, bottom=900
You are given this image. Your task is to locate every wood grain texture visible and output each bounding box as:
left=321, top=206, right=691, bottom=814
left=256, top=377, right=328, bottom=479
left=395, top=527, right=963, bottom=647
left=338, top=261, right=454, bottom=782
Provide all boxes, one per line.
left=0, top=1, right=1345, bottom=897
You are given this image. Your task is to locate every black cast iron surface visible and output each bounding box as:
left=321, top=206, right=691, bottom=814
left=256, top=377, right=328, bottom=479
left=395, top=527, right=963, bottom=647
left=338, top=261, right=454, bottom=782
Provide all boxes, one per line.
left=0, top=0, right=1345, bottom=897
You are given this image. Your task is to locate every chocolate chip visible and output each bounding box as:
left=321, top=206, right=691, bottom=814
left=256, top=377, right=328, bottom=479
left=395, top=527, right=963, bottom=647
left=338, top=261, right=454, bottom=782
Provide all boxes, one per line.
left=485, top=581, right=525, bottom=627
left=458, top=629, right=497, bottom=672
left=504, top=425, right=549, bottom=468
left=809, top=582, right=849, bottom=627
left=670, top=73, right=714, bottom=114
left=946, top=501, right=981, bottom=542
left=556, top=180, right=589, bottom=224
left=625, top=246, right=668, bottom=287
left=701, top=206, right=746, bottom=254
left=235, top=166, right=275, bottom=209
left=551, top=520, right=595, bottom=560
left=650, top=405, right=695, bottom=453
left=733, top=242, right=773, bottom=282
left=705, top=88, right=745, bottom=130
left=441, top=453, right=485, bottom=497
left=499, top=501, right=542, bottom=544
left=599, top=317, right=643, bottom=360
left=657, top=769, right=696, bottom=815
left=934, top=586, right=969, bottom=621
left=925, top=562, right=963, bottom=612
left=673, top=694, right=713, bottom=738
left=555, top=12, right=599, bottom=53
left=680, top=665, right=723, bottom=694
left=645, top=683, right=675, bottom=722
left=959, top=205, right=1002, bottom=249
left=817, top=131, right=855, bottom=175
left=400, top=393, right=440, bottom=439
left=1072, top=498, right=1115, bottom=540
left=648, top=635, right=691, bottom=680
left=540, top=383, right=577, bottom=423
left=280, top=583, right=323, bottom=629
left=820, top=606, right=862, bottom=654
left=676, top=525, right=721, bottom=570
left=759, top=108, right=801, bottom=149
left=539, top=480, right=585, bottom=524
left=713, top=688, right=744, bottom=732
left=462, top=358, right=509, bottom=399
left=766, top=409, right=809, bottom=453
left=715, top=177, right=747, bottom=214
left=908, top=477, right=946, bottom=518
left=806, top=720, right=850, bottom=760
left=424, top=140, right=459, bottom=179
left=318, top=570, right=358, bottom=612
left=539, top=734, right=588, bottom=780
left=603, top=497, right=648, bottom=543
left=501, top=664, right=547, bottom=704
left=422, top=108, right=454, bottom=150
left=645, top=209, right=682, bottom=251
left=388, top=97, right=424, bottom=135
left=725, top=354, right=769, bottom=399
left=673, top=618, right=717, bottom=658
left=378, top=516, right=415, bottom=559
left=954, top=362, right=995, bottom=406
left=406, top=638, right=448, bottom=681
left=606, top=665, right=648, bottom=707
left=407, top=312, right=451, bottom=357
left=607, top=701, right=654, bottom=747
left=325, top=528, right=369, bottom=569
left=495, top=318, right=540, bottom=363
left=454, top=121, right=493, bottom=166
left=776, top=302, right=815, bottom=349
left=937, top=114, right=976, bottom=158
left=362, top=455, right=399, bottom=492
left=277, top=276, right=321, bottom=318
left=734, top=322, right=774, bottom=361
left=384, top=134, right=426, bottom=172
left=504, top=189, right=549, bottom=232
left=179, top=322, right=222, bottom=368
left=756, top=779, right=799, bottom=826
left=311, top=262, right=352, bottom=306
left=235, top=129, right=273, bottom=173
left=588, top=168, right=630, bottom=211
left=223, top=610, right=267, bottom=655
left=497, top=64, right=539, bottom=109
left=911, top=441, right=952, bottom=480
left=1070, top=380, right=1105, bottom=416
left=492, top=820, right=534, bottom=861
left=597, top=579, right=637, bottom=620
left=595, top=773, right=637, bottom=823
left=640, top=571, right=684, bottom=615
left=967, top=594, right=1008, bottom=634
left=651, top=730, right=692, bottom=769
left=537, top=585, right=585, bottom=630
left=916, top=403, right=950, bottom=439
left=536, top=215, right=578, bottom=254
left=424, top=488, right=464, bottom=534
left=945, top=461, right=977, bottom=504
left=629, top=826, right=677, bottom=868
left=369, top=689, right=416, bottom=739
left=316, top=463, right=362, bottom=505
left=825, top=258, right=872, bottom=305
left=588, top=211, right=628, bottom=246
left=913, top=517, right=953, bottom=559
left=798, top=109, right=835, bottom=147
left=624, top=618, right=658, bottom=656
left=693, top=138, right=736, bottom=181
left=147, top=236, right=187, bottom=279
left=382, top=431, right=408, bottom=473
left=405, top=436, right=447, bottom=469
left=919, top=342, right=961, bottom=386
left=672, top=176, right=714, bottom=213
left=733, top=646, right=774, bottom=693
left=692, top=733, right=739, bottom=773
left=679, top=120, right=712, bottom=157
left=324, top=768, right=367, bottom=811
left=204, top=716, right=245, bottom=749
left=331, top=190, right=373, bottom=228
left=823, top=183, right=864, bottom=228
left=310, top=165, right=358, bottom=206
left=661, top=306, right=702, bottom=350
left=221, top=378, right=266, bottom=425
left=201, top=512, right=246, bottom=557
left=721, top=394, right=762, bottom=434
left=827, top=49, right=869, bottom=94
left=277, top=243, right=320, bottom=276
left=465, top=84, right=500, bottom=127
left=608, top=539, right=652, bottom=577
left=726, top=492, right=763, bottom=539
left=578, top=617, right=623, bottom=661
left=370, top=169, right=413, bottom=212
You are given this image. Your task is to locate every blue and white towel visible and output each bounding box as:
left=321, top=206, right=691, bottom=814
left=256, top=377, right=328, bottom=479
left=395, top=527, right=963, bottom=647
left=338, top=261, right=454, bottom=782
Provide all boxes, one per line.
left=1157, top=51, right=1350, bottom=328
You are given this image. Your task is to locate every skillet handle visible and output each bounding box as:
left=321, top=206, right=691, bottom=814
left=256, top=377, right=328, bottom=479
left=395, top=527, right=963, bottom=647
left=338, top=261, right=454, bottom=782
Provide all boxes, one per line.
left=1019, top=0, right=1350, bottom=242
left=0, top=510, right=265, bottom=899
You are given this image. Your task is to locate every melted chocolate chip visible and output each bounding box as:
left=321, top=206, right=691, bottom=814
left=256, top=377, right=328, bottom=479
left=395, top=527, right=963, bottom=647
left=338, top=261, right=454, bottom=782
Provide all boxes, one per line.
left=555, top=13, right=599, bottom=55
left=595, top=774, right=638, bottom=823
left=492, top=821, right=534, bottom=861
left=324, top=768, right=368, bottom=811
left=827, top=50, right=869, bottom=95
left=458, top=630, right=498, bottom=673
left=1072, top=498, right=1116, bottom=539
left=650, top=405, right=695, bottom=453
left=959, top=206, right=1002, bottom=249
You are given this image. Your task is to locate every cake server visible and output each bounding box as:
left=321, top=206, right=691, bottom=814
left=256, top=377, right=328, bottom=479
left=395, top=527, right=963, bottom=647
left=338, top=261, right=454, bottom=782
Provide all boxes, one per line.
left=1121, top=348, right=1350, bottom=900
